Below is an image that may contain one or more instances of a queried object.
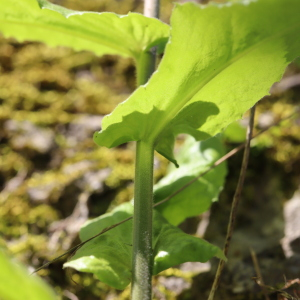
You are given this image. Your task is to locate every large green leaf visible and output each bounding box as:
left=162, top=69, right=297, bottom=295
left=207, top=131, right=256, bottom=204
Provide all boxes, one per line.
left=64, top=203, right=224, bottom=289
left=0, top=250, right=57, bottom=300
left=94, top=0, right=300, bottom=165
left=0, top=0, right=169, bottom=60
left=154, top=135, right=227, bottom=225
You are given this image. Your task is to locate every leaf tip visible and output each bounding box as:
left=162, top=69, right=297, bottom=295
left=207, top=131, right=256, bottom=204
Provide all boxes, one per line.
left=216, top=250, right=227, bottom=262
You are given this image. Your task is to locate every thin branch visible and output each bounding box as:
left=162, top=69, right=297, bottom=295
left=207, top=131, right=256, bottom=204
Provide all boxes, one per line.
left=207, top=105, right=256, bottom=300
left=250, top=248, right=270, bottom=300
left=33, top=108, right=299, bottom=274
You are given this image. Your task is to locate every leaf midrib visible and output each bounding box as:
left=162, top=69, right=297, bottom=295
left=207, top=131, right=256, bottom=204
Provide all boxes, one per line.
left=148, top=21, right=300, bottom=144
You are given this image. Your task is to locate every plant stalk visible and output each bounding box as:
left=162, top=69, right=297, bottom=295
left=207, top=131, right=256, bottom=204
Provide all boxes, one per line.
left=131, top=141, right=154, bottom=300
left=144, top=0, right=160, bottom=18
left=131, top=2, right=159, bottom=299
left=136, top=0, right=160, bottom=85
left=136, top=49, right=157, bottom=86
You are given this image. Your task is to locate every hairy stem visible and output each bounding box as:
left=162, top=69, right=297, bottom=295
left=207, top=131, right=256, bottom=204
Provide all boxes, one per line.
left=131, top=2, right=160, bottom=299
left=131, top=141, right=154, bottom=300
left=208, top=106, right=256, bottom=300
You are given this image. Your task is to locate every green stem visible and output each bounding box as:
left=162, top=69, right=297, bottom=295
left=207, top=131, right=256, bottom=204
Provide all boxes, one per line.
left=131, top=2, right=159, bottom=299
left=132, top=46, right=156, bottom=300
left=136, top=0, right=159, bottom=86
left=131, top=141, right=154, bottom=300
left=136, top=49, right=156, bottom=86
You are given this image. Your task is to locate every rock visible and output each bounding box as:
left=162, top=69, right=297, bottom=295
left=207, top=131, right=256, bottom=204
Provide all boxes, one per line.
left=5, top=120, right=55, bottom=153
left=282, top=190, right=300, bottom=257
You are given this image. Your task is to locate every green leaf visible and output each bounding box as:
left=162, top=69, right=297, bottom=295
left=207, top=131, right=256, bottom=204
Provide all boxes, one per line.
left=0, top=0, right=169, bottom=60
left=94, top=0, right=300, bottom=165
left=154, top=135, right=227, bottom=225
left=64, top=203, right=224, bottom=289
left=152, top=211, right=226, bottom=275
left=223, top=121, right=247, bottom=143
left=64, top=203, right=133, bottom=290
left=0, top=250, right=57, bottom=300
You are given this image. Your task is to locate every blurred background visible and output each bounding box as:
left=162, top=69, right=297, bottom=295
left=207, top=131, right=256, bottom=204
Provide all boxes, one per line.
left=0, top=0, right=300, bottom=299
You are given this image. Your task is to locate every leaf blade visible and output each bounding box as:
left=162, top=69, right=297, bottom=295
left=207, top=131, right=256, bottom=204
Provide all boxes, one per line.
left=64, top=203, right=134, bottom=289
left=94, top=0, right=300, bottom=164
left=0, top=0, right=170, bottom=59
left=154, top=136, right=227, bottom=225
left=64, top=203, right=223, bottom=289
left=0, top=250, right=57, bottom=300
left=152, top=211, right=226, bottom=275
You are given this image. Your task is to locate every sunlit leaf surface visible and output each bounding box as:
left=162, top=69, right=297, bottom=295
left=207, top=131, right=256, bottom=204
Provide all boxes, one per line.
left=0, top=0, right=169, bottom=60
left=94, top=0, right=300, bottom=165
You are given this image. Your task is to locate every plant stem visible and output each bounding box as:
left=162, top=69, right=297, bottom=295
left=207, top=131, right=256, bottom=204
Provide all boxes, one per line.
left=136, top=49, right=156, bottom=86
left=144, top=0, right=160, bottom=18
left=131, top=141, right=154, bottom=300
left=136, top=0, right=160, bottom=86
left=207, top=106, right=256, bottom=300
left=132, top=2, right=159, bottom=298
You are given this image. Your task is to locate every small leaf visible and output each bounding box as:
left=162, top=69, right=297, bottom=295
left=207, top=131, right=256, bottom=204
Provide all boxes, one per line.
left=94, top=0, right=300, bottom=165
left=0, top=0, right=169, bottom=60
left=153, top=211, right=226, bottom=275
left=64, top=204, right=133, bottom=290
left=0, top=250, right=57, bottom=300
left=64, top=203, right=224, bottom=289
left=154, top=135, right=227, bottom=225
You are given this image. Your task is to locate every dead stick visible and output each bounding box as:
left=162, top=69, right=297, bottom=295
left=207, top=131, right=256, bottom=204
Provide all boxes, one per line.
left=250, top=248, right=270, bottom=300
left=207, top=105, right=256, bottom=300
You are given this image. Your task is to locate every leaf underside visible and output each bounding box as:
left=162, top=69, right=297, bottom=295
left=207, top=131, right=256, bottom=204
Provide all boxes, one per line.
left=94, top=0, right=300, bottom=165
left=154, top=135, right=227, bottom=225
left=0, top=0, right=169, bottom=60
left=64, top=203, right=225, bottom=290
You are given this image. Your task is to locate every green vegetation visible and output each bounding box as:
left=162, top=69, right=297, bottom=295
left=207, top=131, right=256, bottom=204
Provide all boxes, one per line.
left=0, top=250, right=56, bottom=300
left=0, top=0, right=300, bottom=299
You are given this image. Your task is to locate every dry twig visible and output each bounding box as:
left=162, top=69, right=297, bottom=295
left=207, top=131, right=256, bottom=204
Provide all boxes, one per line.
left=250, top=248, right=270, bottom=300
left=207, top=106, right=256, bottom=300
